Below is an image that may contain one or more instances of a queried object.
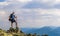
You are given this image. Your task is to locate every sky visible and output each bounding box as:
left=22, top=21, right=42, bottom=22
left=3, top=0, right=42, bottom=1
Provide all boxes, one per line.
left=0, top=0, right=60, bottom=29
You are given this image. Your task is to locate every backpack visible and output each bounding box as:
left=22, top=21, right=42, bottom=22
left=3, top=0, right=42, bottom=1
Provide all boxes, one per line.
left=9, top=14, right=12, bottom=21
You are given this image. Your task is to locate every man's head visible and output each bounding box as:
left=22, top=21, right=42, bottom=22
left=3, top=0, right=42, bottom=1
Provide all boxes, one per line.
left=12, top=12, right=15, bottom=14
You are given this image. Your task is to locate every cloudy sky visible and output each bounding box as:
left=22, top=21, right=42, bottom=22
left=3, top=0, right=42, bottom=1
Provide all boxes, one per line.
left=0, top=0, right=60, bottom=29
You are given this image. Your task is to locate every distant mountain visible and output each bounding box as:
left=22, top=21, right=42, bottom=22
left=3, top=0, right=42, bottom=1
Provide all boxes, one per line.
left=52, top=27, right=60, bottom=34
left=21, top=26, right=60, bottom=36
left=21, top=28, right=38, bottom=33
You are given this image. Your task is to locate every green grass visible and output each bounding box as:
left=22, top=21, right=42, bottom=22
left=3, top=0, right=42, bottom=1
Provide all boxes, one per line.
left=0, top=28, right=48, bottom=36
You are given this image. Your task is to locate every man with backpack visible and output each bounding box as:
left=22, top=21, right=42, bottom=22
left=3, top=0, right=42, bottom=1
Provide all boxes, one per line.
left=9, top=12, right=18, bottom=28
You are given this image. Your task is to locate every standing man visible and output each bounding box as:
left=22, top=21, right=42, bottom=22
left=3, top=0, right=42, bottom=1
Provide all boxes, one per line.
left=9, top=12, right=18, bottom=28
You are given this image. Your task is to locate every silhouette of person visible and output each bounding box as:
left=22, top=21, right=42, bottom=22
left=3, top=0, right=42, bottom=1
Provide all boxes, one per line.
left=9, top=12, right=18, bottom=28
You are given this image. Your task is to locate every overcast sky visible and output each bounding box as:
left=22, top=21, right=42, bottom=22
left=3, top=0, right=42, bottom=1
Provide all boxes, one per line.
left=0, top=0, right=60, bottom=29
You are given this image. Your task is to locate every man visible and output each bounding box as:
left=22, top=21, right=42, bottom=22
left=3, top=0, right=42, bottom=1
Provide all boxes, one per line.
left=9, top=12, right=18, bottom=28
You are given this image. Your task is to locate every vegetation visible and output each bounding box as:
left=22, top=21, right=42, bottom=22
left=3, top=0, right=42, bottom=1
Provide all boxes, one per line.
left=0, top=28, right=48, bottom=36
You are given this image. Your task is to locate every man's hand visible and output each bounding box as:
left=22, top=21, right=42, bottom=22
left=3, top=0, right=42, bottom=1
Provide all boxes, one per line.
left=15, top=16, right=17, bottom=21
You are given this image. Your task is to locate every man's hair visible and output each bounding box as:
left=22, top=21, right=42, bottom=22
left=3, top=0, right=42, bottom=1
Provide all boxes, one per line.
left=12, top=12, right=15, bottom=14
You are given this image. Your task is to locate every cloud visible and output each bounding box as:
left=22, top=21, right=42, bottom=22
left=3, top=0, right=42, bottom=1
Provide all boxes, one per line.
left=1, top=0, right=60, bottom=9
left=17, top=0, right=32, bottom=3
left=12, top=9, right=60, bottom=28
left=35, top=0, right=60, bottom=4
left=22, top=0, right=60, bottom=9
left=0, top=2, right=9, bottom=5
left=1, top=8, right=60, bottom=28
left=1, top=0, right=60, bottom=29
left=22, top=1, right=53, bottom=9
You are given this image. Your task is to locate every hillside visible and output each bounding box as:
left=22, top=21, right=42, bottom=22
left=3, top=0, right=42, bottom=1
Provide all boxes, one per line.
left=0, top=27, right=48, bottom=36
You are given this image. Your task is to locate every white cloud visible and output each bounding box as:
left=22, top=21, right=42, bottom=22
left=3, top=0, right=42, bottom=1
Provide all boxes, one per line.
left=56, top=0, right=60, bottom=3
left=17, top=0, right=32, bottom=3
left=36, top=9, right=60, bottom=16
left=2, top=8, right=60, bottom=28
left=0, top=2, right=9, bottom=5
left=1, top=0, right=60, bottom=29
left=40, top=0, right=60, bottom=3
left=32, top=0, right=60, bottom=7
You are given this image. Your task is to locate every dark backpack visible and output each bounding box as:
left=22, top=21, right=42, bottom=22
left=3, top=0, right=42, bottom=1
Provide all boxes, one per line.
left=9, top=14, right=12, bottom=21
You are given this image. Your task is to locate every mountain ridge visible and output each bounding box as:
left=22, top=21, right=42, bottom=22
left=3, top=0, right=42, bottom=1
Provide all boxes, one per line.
left=21, top=26, right=60, bottom=36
